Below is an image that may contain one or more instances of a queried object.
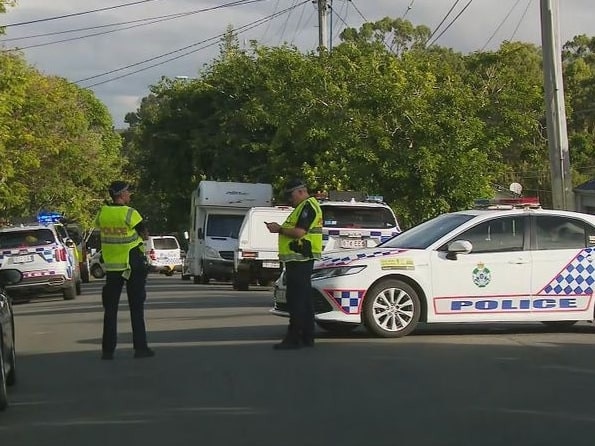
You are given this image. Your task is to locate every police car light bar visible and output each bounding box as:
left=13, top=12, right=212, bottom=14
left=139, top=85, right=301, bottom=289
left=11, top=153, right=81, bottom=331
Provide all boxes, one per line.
left=474, top=197, right=541, bottom=210
left=365, top=195, right=384, bottom=203
left=37, top=211, right=64, bottom=225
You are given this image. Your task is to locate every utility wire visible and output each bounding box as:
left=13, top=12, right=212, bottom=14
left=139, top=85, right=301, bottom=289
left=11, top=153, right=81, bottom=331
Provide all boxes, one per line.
left=427, top=0, right=474, bottom=47
left=348, top=0, right=368, bottom=23
left=2, top=0, right=265, bottom=51
left=277, top=0, right=299, bottom=45
left=1, top=0, right=163, bottom=28
left=426, top=0, right=461, bottom=44
left=481, top=0, right=522, bottom=51
left=402, top=0, right=416, bottom=19
left=510, top=0, right=533, bottom=41
left=1, top=0, right=262, bottom=43
left=79, top=1, right=310, bottom=88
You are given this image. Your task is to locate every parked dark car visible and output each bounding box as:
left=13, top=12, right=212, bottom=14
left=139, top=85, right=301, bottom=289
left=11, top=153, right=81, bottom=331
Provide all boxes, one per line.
left=0, top=268, right=22, bottom=411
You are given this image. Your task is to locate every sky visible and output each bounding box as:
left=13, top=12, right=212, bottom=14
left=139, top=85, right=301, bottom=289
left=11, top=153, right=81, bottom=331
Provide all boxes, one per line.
left=1, top=0, right=594, bottom=128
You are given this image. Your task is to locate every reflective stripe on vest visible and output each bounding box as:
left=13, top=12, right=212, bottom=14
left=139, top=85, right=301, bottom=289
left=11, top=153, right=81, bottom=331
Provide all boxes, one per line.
left=96, top=205, right=143, bottom=272
left=278, top=197, right=323, bottom=262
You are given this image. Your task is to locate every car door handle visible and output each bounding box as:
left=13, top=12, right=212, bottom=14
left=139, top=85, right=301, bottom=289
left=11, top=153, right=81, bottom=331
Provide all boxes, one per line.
left=508, top=259, right=529, bottom=264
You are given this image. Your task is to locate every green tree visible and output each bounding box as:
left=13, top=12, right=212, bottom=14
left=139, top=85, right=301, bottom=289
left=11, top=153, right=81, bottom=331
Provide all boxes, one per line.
left=0, top=52, right=123, bottom=227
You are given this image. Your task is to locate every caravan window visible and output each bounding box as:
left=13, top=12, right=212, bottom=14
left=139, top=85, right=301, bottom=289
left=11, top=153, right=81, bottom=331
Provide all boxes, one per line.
left=207, top=215, right=246, bottom=239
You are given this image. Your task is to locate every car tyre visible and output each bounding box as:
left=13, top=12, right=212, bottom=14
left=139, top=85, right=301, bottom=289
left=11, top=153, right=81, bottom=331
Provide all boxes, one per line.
left=316, top=320, right=358, bottom=335
left=63, top=281, right=76, bottom=300
left=0, top=342, right=8, bottom=411
left=362, top=279, right=421, bottom=338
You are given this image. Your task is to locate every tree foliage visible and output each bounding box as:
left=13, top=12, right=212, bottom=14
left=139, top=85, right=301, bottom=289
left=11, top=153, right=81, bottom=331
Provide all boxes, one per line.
left=0, top=51, right=123, bottom=228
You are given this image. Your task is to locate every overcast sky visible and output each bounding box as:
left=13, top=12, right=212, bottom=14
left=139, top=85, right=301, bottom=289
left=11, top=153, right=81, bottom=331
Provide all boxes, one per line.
left=1, top=0, right=594, bottom=128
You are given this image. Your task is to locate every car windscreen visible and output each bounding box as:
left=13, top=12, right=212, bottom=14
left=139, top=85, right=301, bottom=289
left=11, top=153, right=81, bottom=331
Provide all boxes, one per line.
left=380, top=213, right=475, bottom=249
left=153, top=238, right=179, bottom=250
left=322, top=206, right=397, bottom=229
left=0, top=228, right=56, bottom=249
left=206, top=215, right=246, bottom=239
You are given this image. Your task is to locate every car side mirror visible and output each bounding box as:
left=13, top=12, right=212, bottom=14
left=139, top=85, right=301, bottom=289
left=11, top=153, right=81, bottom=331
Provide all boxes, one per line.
left=64, top=239, right=76, bottom=248
left=197, top=228, right=204, bottom=239
left=446, top=240, right=473, bottom=260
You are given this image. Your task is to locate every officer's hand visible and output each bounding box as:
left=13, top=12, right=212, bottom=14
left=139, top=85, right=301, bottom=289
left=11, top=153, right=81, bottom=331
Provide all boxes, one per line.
left=265, top=222, right=281, bottom=233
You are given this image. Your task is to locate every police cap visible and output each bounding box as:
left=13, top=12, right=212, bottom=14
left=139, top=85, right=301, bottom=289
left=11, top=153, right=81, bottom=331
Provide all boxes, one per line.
left=108, top=181, right=132, bottom=198
left=283, top=178, right=306, bottom=196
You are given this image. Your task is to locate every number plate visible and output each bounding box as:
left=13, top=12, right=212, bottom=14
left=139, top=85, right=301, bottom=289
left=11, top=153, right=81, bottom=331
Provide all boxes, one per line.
left=340, top=239, right=366, bottom=249
left=13, top=254, right=34, bottom=263
left=262, top=261, right=280, bottom=269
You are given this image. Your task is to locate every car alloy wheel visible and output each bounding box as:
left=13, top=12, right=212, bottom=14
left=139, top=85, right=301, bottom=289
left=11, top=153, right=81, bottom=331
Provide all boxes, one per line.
left=363, top=279, right=421, bottom=338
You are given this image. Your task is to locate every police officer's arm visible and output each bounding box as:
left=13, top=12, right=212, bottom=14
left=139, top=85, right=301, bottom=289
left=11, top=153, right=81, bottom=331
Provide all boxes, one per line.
left=280, top=202, right=316, bottom=239
left=134, top=221, right=149, bottom=240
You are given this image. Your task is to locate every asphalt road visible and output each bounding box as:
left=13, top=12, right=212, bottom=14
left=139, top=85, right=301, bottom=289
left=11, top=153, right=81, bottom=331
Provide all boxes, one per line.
left=2, top=275, right=595, bottom=445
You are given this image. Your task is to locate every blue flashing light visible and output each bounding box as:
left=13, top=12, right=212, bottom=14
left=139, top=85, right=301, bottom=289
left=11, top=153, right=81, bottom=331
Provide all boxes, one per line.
left=37, top=211, right=63, bottom=225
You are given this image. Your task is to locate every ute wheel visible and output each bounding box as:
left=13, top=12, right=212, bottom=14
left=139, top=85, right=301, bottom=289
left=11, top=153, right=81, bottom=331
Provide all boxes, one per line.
left=63, top=281, right=76, bottom=300
left=541, top=320, right=578, bottom=329
left=0, top=343, right=8, bottom=411
left=362, top=279, right=421, bottom=338
left=316, top=321, right=358, bottom=335
left=165, top=270, right=174, bottom=277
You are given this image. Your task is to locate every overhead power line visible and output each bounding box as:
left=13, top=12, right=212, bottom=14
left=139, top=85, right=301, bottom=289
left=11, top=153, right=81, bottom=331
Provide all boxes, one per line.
left=78, top=0, right=310, bottom=88
left=426, top=0, right=461, bottom=44
left=510, top=0, right=534, bottom=41
left=481, top=0, right=522, bottom=51
left=348, top=0, right=368, bottom=23
left=1, top=0, right=263, bottom=43
left=1, top=0, right=163, bottom=28
left=1, top=0, right=266, bottom=52
left=427, top=0, right=474, bottom=47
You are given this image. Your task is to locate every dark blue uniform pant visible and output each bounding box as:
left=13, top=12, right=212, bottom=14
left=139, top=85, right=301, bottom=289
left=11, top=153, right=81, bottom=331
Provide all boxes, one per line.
left=285, top=260, right=315, bottom=342
left=101, top=249, right=148, bottom=353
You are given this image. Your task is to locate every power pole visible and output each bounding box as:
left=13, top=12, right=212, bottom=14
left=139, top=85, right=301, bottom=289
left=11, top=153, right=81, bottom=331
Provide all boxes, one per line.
left=540, top=0, right=573, bottom=210
left=317, top=0, right=329, bottom=52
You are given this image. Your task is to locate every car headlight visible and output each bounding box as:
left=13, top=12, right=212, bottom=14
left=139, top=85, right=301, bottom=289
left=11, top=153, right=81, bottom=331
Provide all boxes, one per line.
left=311, top=265, right=366, bottom=281
left=205, top=246, right=221, bottom=259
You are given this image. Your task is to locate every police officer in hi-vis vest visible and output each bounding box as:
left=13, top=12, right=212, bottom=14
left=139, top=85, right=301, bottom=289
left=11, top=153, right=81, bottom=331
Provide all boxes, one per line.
left=95, top=181, right=154, bottom=360
left=266, top=179, right=323, bottom=349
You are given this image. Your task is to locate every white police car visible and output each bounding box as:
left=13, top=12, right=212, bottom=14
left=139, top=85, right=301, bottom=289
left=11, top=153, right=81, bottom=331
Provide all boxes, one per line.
left=271, top=198, right=595, bottom=337
left=0, top=214, right=81, bottom=300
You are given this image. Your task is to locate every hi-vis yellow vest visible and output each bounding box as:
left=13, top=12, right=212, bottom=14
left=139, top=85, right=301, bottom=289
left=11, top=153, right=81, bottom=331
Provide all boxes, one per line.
left=278, top=197, right=323, bottom=262
left=95, top=205, right=144, bottom=272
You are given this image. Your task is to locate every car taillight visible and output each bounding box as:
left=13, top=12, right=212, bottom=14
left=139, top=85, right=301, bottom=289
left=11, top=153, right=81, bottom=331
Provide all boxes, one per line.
left=55, top=247, right=67, bottom=262
left=149, top=249, right=156, bottom=260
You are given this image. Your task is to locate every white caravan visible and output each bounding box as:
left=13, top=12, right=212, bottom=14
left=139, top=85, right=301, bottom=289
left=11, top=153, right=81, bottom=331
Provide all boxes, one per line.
left=183, top=181, right=273, bottom=284
left=233, top=206, right=293, bottom=291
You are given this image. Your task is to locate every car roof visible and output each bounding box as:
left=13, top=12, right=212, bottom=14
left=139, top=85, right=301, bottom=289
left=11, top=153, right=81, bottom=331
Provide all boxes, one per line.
left=320, top=201, right=392, bottom=208
left=451, top=207, right=595, bottom=221
left=0, top=224, right=57, bottom=233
